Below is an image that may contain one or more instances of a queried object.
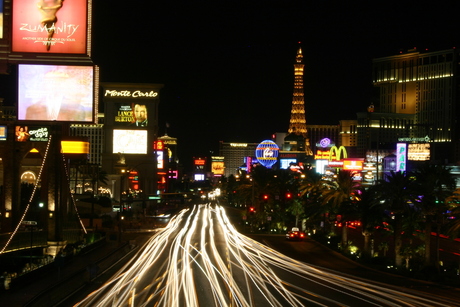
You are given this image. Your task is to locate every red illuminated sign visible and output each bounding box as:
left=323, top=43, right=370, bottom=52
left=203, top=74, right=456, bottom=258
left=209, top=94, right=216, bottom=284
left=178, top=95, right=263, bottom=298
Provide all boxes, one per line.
left=314, top=150, right=336, bottom=160
left=12, top=0, right=88, bottom=54
left=194, top=159, right=205, bottom=166
left=154, top=140, right=164, bottom=150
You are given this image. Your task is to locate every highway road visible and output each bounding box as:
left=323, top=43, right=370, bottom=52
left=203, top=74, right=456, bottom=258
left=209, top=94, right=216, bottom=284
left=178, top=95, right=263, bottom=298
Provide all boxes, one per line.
left=74, top=203, right=460, bottom=306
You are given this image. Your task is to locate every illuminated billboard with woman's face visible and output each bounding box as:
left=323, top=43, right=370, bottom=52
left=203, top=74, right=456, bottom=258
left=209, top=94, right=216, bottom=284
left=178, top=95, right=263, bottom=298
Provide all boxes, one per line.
left=17, top=64, right=94, bottom=122
left=12, top=0, right=88, bottom=54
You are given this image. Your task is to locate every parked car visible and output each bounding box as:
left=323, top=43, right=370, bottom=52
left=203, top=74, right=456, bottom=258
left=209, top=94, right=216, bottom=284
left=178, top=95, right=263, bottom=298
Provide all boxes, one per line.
left=285, top=227, right=305, bottom=241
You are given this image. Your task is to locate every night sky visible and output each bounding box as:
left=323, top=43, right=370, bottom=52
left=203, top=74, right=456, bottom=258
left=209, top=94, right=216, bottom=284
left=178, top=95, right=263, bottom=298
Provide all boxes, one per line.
left=3, top=1, right=460, bottom=170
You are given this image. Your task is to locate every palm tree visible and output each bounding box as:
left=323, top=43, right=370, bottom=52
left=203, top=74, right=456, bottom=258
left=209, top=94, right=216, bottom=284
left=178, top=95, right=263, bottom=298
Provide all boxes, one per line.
left=378, top=241, right=389, bottom=257
left=413, top=164, right=456, bottom=268
left=299, top=171, right=328, bottom=233
left=288, top=198, right=305, bottom=228
left=359, top=188, right=386, bottom=258
left=444, top=188, right=460, bottom=240
left=369, top=171, right=417, bottom=268
left=317, top=170, right=361, bottom=250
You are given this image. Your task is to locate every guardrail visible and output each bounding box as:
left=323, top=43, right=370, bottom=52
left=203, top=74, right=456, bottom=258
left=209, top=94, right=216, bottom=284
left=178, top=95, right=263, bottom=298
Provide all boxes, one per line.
left=23, top=240, right=138, bottom=307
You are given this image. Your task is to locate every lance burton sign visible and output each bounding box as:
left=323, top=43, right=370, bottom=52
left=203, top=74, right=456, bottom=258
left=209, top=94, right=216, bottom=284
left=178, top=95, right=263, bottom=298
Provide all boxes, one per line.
left=104, top=90, right=158, bottom=98
left=12, top=0, right=88, bottom=54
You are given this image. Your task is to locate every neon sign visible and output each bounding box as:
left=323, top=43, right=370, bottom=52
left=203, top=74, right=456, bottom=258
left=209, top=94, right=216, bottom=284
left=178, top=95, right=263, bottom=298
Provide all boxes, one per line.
left=396, top=143, right=407, bottom=172
left=104, top=90, right=158, bottom=98
left=255, top=140, right=279, bottom=168
left=315, top=150, right=336, bottom=160
left=329, top=146, right=347, bottom=161
left=319, top=138, right=331, bottom=148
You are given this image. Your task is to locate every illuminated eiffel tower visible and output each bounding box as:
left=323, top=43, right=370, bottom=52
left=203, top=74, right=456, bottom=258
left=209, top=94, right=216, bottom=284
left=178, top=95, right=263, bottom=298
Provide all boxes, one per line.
left=287, top=44, right=313, bottom=156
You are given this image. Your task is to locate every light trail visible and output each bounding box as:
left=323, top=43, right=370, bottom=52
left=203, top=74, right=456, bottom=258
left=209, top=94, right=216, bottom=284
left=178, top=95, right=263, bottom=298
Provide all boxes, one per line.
left=74, top=204, right=459, bottom=307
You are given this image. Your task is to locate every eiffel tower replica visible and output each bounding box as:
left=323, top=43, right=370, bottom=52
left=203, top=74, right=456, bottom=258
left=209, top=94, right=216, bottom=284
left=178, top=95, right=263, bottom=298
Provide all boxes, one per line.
left=285, top=44, right=313, bottom=156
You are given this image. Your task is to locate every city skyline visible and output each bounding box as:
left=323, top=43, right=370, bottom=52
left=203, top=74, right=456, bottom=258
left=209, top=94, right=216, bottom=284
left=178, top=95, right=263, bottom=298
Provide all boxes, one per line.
left=1, top=1, right=459, bottom=165
left=90, top=1, right=460, bottom=163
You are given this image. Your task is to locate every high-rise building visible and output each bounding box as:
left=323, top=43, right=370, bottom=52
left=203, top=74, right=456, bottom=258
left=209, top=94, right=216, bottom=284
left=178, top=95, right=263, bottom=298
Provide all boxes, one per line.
left=219, top=142, right=258, bottom=177
left=339, top=120, right=358, bottom=157
left=70, top=114, right=105, bottom=165
left=286, top=44, right=313, bottom=156
left=372, top=48, right=460, bottom=162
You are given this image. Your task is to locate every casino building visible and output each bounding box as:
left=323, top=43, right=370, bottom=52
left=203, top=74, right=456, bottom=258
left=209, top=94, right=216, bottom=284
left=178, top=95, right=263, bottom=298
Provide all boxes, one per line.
left=369, top=48, right=460, bottom=163
left=0, top=0, right=99, bottom=245
left=0, top=1, right=170, bottom=258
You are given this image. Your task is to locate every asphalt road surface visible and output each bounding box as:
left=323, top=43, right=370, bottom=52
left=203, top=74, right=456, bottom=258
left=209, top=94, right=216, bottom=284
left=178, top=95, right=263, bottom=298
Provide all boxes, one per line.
left=73, top=203, right=460, bottom=306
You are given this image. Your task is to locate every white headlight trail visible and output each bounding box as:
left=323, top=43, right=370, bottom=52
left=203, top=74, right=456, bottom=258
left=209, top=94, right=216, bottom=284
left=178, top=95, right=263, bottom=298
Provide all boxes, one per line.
left=74, top=204, right=454, bottom=307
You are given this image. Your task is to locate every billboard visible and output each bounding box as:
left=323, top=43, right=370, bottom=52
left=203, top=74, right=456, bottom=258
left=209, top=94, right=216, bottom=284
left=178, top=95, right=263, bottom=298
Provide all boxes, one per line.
left=280, top=158, right=297, bottom=169
left=61, top=140, right=89, bottom=154
left=18, top=64, right=94, bottom=122
left=343, top=159, right=364, bottom=171
left=211, top=162, right=225, bottom=175
left=211, top=156, right=225, bottom=175
left=15, top=126, right=50, bottom=141
left=408, top=143, right=430, bottom=161
left=114, top=103, right=149, bottom=127
left=12, top=0, right=88, bottom=54
left=112, top=129, right=148, bottom=154
left=0, top=126, right=7, bottom=141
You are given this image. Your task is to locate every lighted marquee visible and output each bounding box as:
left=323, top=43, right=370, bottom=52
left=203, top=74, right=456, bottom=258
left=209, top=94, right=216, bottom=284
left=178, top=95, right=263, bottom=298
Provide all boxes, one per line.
left=314, top=150, right=335, bottom=160
left=408, top=143, right=430, bottom=161
left=211, top=156, right=225, bottom=176
left=15, top=126, right=50, bottom=141
left=104, top=89, right=158, bottom=99
left=212, top=162, right=225, bottom=175
left=112, top=129, right=148, bottom=154
left=154, top=140, right=164, bottom=169
left=255, top=140, right=279, bottom=169
left=157, top=151, right=164, bottom=169
left=102, top=85, right=161, bottom=129
left=113, top=103, right=149, bottom=127
left=0, top=126, right=7, bottom=141
left=61, top=140, right=89, bottom=154
left=315, top=160, right=331, bottom=175
left=18, top=64, right=94, bottom=122
left=12, top=0, right=88, bottom=54
left=194, top=159, right=206, bottom=166
left=318, top=138, right=332, bottom=148
left=343, top=159, right=364, bottom=171
left=194, top=174, right=205, bottom=181
left=396, top=143, right=407, bottom=172
left=280, top=159, right=297, bottom=169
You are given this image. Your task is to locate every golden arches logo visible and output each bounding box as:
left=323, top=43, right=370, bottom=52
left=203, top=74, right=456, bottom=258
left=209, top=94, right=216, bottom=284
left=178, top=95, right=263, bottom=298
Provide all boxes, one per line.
left=329, top=146, right=347, bottom=161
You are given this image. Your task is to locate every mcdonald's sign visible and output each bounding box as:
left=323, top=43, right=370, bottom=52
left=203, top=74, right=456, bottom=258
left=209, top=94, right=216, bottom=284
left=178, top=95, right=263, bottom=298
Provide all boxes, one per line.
left=328, top=146, right=347, bottom=161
